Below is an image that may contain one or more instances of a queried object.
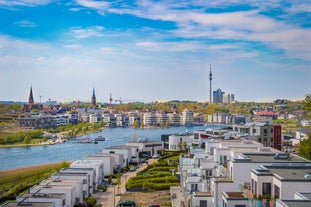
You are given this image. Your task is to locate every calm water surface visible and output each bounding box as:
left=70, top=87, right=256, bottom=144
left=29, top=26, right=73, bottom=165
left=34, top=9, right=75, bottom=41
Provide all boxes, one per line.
left=0, top=126, right=216, bottom=170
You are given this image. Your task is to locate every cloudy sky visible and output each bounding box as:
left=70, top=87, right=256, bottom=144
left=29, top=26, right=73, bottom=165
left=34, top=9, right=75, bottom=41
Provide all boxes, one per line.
left=0, top=0, right=310, bottom=103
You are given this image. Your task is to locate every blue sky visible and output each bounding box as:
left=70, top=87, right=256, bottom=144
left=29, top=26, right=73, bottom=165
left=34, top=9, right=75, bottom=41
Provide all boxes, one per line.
left=0, top=0, right=310, bottom=103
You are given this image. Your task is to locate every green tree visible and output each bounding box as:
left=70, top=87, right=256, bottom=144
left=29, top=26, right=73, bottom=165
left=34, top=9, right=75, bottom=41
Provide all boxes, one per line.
left=133, top=120, right=139, bottom=128
left=299, top=94, right=311, bottom=160
left=24, top=135, right=32, bottom=145
left=304, top=94, right=311, bottom=118
left=177, top=141, right=182, bottom=150
left=182, top=141, right=187, bottom=150
left=165, top=120, right=170, bottom=128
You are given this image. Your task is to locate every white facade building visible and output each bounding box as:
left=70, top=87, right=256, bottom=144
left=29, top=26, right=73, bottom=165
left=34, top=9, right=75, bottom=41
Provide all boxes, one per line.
left=85, top=154, right=115, bottom=176
left=70, top=160, right=104, bottom=186
left=180, top=109, right=194, bottom=126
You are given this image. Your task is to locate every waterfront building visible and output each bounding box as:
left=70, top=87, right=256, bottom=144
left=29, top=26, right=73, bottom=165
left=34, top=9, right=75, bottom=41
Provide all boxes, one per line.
left=89, top=113, right=103, bottom=123
left=70, top=160, right=104, bottom=186
left=143, top=112, right=156, bottom=126
left=167, top=112, right=180, bottom=126
left=101, top=146, right=139, bottom=167
left=85, top=154, right=116, bottom=175
left=168, top=133, right=193, bottom=151
left=102, top=113, right=116, bottom=127
left=115, top=113, right=129, bottom=127
left=180, top=109, right=194, bottom=126
left=128, top=114, right=141, bottom=126
left=207, top=113, right=228, bottom=124
left=155, top=111, right=168, bottom=126
left=126, top=140, right=164, bottom=158
left=18, top=115, right=57, bottom=129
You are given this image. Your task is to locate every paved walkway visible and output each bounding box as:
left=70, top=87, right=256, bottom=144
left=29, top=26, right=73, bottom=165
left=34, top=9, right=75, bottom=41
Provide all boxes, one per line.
left=170, top=186, right=186, bottom=207
left=94, top=159, right=157, bottom=207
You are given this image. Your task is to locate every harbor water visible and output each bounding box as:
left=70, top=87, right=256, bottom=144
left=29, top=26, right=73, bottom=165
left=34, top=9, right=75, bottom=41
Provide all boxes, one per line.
left=0, top=125, right=221, bottom=170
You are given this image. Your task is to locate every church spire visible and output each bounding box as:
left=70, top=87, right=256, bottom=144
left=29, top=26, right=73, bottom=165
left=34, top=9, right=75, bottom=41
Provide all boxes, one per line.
left=29, top=86, right=34, bottom=105
left=91, top=87, right=96, bottom=106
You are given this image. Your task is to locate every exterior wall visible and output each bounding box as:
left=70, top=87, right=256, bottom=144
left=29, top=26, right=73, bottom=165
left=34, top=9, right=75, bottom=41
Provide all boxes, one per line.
left=223, top=198, right=248, bottom=207
left=29, top=186, right=74, bottom=207
left=251, top=174, right=273, bottom=197
left=16, top=194, right=65, bottom=207
left=70, top=160, right=104, bottom=186
left=101, top=148, right=131, bottom=166
left=192, top=196, right=213, bottom=207
left=180, top=109, right=194, bottom=126
left=40, top=179, right=83, bottom=203
left=143, top=112, right=156, bottom=126
left=50, top=174, right=90, bottom=198
left=229, top=161, right=260, bottom=189
left=210, top=180, right=236, bottom=207
left=85, top=155, right=115, bottom=175
left=167, top=113, right=180, bottom=126
left=60, top=168, right=96, bottom=193
left=168, top=134, right=193, bottom=151
left=279, top=181, right=311, bottom=199
left=126, top=141, right=163, bottom=157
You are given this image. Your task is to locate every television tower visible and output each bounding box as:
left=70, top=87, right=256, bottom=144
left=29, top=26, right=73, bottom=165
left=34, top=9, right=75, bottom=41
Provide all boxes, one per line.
left=209, top=64, right=212, bottom=103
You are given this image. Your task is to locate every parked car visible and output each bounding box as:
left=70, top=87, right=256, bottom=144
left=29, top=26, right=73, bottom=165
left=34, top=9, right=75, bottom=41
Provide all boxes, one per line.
left=152, top=154, right=159, bottom=158
left=116, top=200, right=138, bottom=207
left=146, top=204, right=160, bottom=207
left=129, top=166, right=136, bottom=172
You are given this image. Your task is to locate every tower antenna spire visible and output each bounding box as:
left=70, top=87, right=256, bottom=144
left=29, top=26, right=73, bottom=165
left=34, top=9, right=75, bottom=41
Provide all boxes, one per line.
left=209, top=64, right=213, bottom=103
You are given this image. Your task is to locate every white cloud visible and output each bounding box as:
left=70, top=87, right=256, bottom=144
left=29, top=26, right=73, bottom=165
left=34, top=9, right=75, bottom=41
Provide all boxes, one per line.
left=63, top=44, right=81, bottom=48
left=14, top=20, right=37, bottom=27
left=69, top=26, right=105, bottom=39
left=136, top=41, right=157, bottom=47
left=0, top=0, right=54, bottom=7
left=75, top=0, right=110, bottom=10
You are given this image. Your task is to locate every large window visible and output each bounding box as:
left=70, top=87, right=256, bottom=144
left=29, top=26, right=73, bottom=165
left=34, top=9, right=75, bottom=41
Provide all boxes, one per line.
left=191, top=184, right=198, bottom=192
left=262, top=183, right=271, bottom=196
left=274, top=184, right=280, bottom=197
left=220, top=155, right=227, bottom=164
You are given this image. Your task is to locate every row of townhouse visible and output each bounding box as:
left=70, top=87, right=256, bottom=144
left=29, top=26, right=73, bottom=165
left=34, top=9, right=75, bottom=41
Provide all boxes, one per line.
left=80, top=108, right=200, bottom=127
left=161, top=122, right=282, bottom=151
left=2, top=140, right=163, bottom=207
left=18, top=114, right=78, bottom=129
left=178, top=136, right=311, bottom=207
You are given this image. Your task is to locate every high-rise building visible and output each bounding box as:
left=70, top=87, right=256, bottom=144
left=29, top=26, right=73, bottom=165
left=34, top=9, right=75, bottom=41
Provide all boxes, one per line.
left=91, top=88, right=96, bottom=106
left=223, top=93, right=235, bottom=103
left=213, top=88, right=224, bottom=103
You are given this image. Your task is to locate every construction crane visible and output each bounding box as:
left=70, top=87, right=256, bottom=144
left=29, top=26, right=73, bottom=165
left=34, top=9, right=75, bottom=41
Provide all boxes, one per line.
left=115, top=97, right=123, bottom=104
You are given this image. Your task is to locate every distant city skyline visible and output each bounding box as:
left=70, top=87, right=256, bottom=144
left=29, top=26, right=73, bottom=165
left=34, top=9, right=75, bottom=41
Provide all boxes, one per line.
left=0, top=1, right=310, bottom=103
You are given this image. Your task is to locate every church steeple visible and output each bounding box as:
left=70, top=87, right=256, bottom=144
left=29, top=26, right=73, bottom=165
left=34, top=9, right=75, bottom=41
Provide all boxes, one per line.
left=91, top=87, right=96, bottom=106
left=29, top=86, right=34, bottom=105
